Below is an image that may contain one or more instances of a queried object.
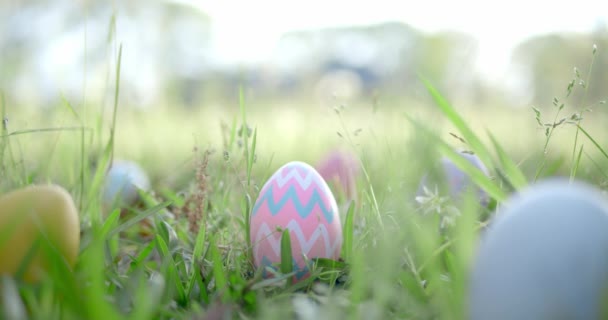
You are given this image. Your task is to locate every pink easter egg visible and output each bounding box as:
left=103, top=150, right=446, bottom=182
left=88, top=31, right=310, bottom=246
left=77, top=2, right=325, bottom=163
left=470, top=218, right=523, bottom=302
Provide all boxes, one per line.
left=250, top=161, right=343, bottom=281
left=315, top=149, right=360, bottom=202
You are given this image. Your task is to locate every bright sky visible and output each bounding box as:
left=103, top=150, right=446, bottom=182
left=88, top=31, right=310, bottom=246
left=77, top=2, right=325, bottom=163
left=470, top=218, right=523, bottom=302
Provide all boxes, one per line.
left=180, top=0, right=606, bottom=82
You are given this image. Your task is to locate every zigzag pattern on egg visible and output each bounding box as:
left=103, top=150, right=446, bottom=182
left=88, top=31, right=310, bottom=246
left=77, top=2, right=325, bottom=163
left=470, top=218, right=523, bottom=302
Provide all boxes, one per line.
left=253, top=220, right=342, bottom=262
left=272, top=164, right=320, bottom=189
left=252, top=163, right=335, bottom=222
left=252, top=185, right=335, bottom=222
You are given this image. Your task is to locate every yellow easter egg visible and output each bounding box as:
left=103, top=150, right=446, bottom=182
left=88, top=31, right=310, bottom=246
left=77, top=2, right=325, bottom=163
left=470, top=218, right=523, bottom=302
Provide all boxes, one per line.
left=0, top=184, right=80, bottom=282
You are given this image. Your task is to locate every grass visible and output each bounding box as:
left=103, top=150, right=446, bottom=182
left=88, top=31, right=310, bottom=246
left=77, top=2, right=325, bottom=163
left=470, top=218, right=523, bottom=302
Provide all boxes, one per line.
left=0, top=38, right=607, bottom=320
left=1, top=91, right=607, bottom=320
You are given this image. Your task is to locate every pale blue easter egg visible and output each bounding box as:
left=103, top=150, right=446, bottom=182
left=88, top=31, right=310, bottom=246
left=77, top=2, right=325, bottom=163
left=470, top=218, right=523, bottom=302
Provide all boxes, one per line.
left=469, top=179, right=608, bottom=320
left=102, top=160, right=150, bottom=210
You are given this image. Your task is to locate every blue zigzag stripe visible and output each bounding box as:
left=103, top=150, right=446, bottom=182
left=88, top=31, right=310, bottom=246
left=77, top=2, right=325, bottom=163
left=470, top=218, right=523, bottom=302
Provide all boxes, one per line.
left=252, top=184, right=335, bottom=223
left=261, top=256, right=309, bottom=280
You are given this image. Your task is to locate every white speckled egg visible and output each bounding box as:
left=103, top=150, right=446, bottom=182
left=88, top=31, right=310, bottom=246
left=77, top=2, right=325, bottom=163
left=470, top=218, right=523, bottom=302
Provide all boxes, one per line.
left=250, top=161, right=343, bottom=281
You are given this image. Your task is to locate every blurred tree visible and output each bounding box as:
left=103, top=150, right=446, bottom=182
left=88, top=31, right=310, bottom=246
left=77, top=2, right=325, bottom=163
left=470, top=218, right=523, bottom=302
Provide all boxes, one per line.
left=273, top=22, right=478, bottom=104
left=159, top=1, right=212, bottom=108
left=511, top=23, right=608, bottom=109
left=409, top=31, right=478, bottom=100
left=589, top=21, right=608, bottom=103
left=0, top=0, right=212, bottom=109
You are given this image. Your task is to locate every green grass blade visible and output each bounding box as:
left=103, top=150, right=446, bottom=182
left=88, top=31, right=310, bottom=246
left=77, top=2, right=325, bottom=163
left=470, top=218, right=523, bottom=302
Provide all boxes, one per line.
left=83, top=43, right=122, bottom=221
left=570, top=144, right=584, bottom=181
left=109, top=43, right=122, bottom=166
left=342, top=200, right=355, bottom=263
left=0, top=126, right=94, bottom=139
left=487, top=130, right=528, bottom=189
left=156, top=234, right=186, bottom=303
left=186, top=222, right=208, bottom=299
left=99, top=208, right=121, bottom=238
left=576, top=124, right=608, bottom=160
left=107, top=200, right=172, bottom=238
left=442, top=146, right=507, bottom=202
left=228, top=114, right=238, bottom=150
left=406, top=114, right=507, bottom=202
left=192, top=223, right=207, bottom=264
left=244, top=193, right=253, bottom=265
left=210, top=235, right=229, bottom=301
left=239, top=86, right=255, bottom=189
left=80, top=225, right=123, bottom=320
left=358, top=158, right=384, bottom=229
left=280, top=229, right=293, bottom=282
left=159, top=188, right=185, bottom=207
left=348, top=248, right=367, bottom=317
left=584, top=150, right=608, bottom=180
left=128, top=240, right=156, bottom=272
left=58, top=94, right=90, bottom=215
left=84, top=138, right=112, bottom=218
left=14, top=236, right=41, bottom=281
left=248, top=127, right=257, bottom=187
left=0, top=210, right=30, bottom=247
left=0, top=92, right=18, bottom=184
left=420, top=76, right=495, bottom=170
left=0, top=94, right=5, bottom=178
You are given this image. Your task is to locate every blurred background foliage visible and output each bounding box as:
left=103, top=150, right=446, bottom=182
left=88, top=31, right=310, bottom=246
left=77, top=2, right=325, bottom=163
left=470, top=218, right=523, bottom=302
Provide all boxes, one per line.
left=1, top=0, right=606, bottom=112
left=1, top=0, right=607, bottom=195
